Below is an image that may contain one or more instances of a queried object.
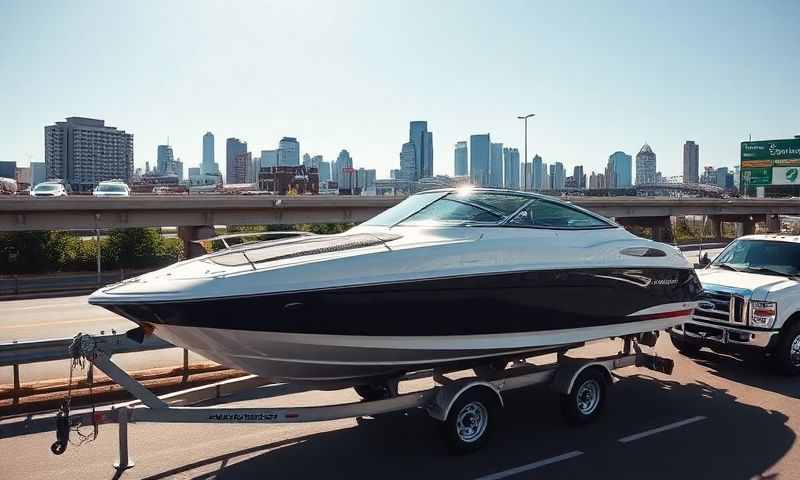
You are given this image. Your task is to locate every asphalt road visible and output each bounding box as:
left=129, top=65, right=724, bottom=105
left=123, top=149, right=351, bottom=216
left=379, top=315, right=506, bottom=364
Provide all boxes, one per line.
left=2, top=335, right=799, bottom=480
left=0, top=295, right=205, bottom=384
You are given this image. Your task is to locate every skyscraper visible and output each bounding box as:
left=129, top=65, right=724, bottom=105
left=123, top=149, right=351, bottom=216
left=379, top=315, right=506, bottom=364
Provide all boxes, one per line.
left=531, top=155, right=543, bottom=190
left=683, top=141, right=699, bottom=184
left=226, top=137, right=247, bottom=184
left=409, top=121, right=433, bottom=179
left=31, top=162, right=46, bottom=186
left=607, top=151, right=632, bottom=188
left=44, top=117, right=133, bottom=191
left=399, top=142, right=416, bottom=188
left=156, top=144, right=174, bottom=174
left=490, top=143, right=503, bottom=187
left=319, top=161, right=331, bottom=183
left=278, top=137, right=300, bottom=166
left=549, top=162, right=566, bottom=189
left=261, top=150, right=278, bottom=169
left=573, top=165, right=585, bottom=189
left=230, top=151, right=251, bottom=184
left=454, top=141, right=468, bottom=177
left=302, top=153, right=312, bottom=166
left=202, top=132, right=218, bottom=175
left=334, top=149, right=353, bottom=185
left=635, top=143, right=657, bottom=185
left=503, top=148, right=520, bottom=189
left=469, top=134, right=491, bottom=186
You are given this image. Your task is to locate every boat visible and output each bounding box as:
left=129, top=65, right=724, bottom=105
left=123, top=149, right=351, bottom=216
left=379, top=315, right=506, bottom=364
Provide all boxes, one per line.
left=89, top=188, right=701, bottom=388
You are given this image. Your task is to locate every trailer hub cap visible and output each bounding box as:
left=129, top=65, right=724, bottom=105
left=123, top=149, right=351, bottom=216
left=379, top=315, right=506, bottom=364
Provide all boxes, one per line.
left=456, top=401, right=488, bottom=442
left=576, top=379, right=601, bottom=415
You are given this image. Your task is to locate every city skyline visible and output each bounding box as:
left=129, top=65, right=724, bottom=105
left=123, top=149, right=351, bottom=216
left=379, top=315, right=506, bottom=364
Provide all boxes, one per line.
left=2, top=1, right=798, bottom=180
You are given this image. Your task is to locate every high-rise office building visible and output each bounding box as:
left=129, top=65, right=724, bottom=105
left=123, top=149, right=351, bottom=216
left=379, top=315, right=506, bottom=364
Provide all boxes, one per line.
left=683, top=141, right=699, bottom=184
left=0, top=161, right=15, bottom=179
left=278, top=137, right=300, bottom=166
left=356, top=168, right=377, bottom=192
left=319, top=161, right=331, bottom=183
left=503, top=148, right=520, bottom=189
left=469, top=134, right=491, bottom=186
left=261, top=150, right=278, bottom=169
left=549, top=162, right=566, bottom=189
left=454, top=141, right=468, bottom=177
left=226, top=138, right=247, bottom=184
left=230, top=151, right=252, bottom=184
left=715, top=167, right=729, bottom=189
left=573, top=165, right=585, bottom=189
left=490, top=143, right=503, bottom=187
left=607, top=151, right=632, bottom=188
left=399, top=142, right=417, bottom=187
left=31, top=162, right=46, bottom=186
left=156, top=145, right=174, bottom=174
left=635, top=143, right=657, bottom=185
left=409, top=121, right=433, bottom=179
left=302, top=153, right=311, bottom=166
left=334, top=149, right=353, bottom=185
left=531, top=154, right=544, bottom=190
left=202, top=132, right=218, bottom=175
left=44, top=117, right=133, bottom=191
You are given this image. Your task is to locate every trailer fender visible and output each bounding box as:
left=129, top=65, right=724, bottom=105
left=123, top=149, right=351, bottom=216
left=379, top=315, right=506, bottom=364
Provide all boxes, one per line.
left=551, top=362, right=613, bottom=395
left=427, top=379, right=503, bottom=422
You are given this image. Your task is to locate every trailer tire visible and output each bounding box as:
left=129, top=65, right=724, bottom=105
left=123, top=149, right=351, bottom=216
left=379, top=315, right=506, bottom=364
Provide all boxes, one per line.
left=560, top=368, right=607, bottom=426
left=441, top=387, right=499, bottom=454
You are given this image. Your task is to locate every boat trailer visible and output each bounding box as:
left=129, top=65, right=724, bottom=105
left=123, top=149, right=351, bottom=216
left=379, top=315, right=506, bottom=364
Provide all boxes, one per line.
left=50, top=332, right=673, bottom=472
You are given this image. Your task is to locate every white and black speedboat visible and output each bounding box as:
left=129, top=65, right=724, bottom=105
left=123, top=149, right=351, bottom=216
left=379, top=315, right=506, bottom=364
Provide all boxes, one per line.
left=89, top=188, right=700, bottom=387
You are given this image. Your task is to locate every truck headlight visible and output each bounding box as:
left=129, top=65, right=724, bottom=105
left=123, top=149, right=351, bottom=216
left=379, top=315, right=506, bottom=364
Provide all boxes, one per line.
left=750, top=301, right=777, bottom=328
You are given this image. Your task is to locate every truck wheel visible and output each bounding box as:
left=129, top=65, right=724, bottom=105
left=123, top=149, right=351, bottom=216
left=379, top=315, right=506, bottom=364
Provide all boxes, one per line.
left=560, top=368, right=607, bottom=425
left=670, top=333, right=701, bottom=356
left=441, top=387, right=499, bottom=454
left=772, top=323, right=800, bottom=376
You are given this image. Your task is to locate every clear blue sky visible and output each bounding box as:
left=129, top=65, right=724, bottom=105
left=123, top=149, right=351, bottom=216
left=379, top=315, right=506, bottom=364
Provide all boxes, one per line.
left=1, top=0, right=798, bottom=179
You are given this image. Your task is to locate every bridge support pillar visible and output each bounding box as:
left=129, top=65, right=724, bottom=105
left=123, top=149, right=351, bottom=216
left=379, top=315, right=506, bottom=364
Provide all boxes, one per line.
left=767, top=215, right=781, bottom=233
left=178, top=225, right=215, bottom=259
left=736, top=219, right=756, bottom=237
left=652, top=216, right=674, bottom=244
left=709, top=216, right=723, bottom=240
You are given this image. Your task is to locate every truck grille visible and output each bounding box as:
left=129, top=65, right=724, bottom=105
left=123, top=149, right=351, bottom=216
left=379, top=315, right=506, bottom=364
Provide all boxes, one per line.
left=693, top=290, right=746, bottom=324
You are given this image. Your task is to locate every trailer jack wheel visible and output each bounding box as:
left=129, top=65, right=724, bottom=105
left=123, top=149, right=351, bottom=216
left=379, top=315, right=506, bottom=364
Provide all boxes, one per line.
left=560, top=368, right=607, bottom=426
left=441, top=387, right=499, bottom=454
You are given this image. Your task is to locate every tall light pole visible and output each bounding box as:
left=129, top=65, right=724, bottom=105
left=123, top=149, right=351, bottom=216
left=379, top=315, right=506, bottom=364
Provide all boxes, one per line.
left=517, top=113, right=535, bottom=191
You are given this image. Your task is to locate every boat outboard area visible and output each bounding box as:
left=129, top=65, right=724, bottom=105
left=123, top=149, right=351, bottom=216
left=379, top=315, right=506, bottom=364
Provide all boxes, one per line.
left=89, top=188, right=701, bottom=387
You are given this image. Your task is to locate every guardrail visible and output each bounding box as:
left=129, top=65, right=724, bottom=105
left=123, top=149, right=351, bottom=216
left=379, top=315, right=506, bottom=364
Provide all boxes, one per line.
left=1, top=333, right=173, bottom=406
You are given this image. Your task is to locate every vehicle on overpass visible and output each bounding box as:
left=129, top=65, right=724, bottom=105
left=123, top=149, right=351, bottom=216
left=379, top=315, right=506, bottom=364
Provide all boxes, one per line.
left=670, top=234, right=800, bottom=374
left=92, top=179, right=130, bottom=197
left=0, top=177, right=16, bottom=195
left=30, top=181, right=68, bottom=197
left=89, top=187, right=700, bottom=394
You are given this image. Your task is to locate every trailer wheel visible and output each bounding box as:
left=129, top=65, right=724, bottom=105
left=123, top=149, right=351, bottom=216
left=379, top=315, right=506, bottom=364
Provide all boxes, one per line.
left=560, top=368, right=607, bottom=425
left=354, top=383, right=391, bottom=401
left=441, top=387, right=499, bottom=454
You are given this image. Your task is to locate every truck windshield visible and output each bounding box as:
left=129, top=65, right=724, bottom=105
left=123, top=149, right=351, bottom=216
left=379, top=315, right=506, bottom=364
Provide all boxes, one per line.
left=712, top=239, right=800, bottom=277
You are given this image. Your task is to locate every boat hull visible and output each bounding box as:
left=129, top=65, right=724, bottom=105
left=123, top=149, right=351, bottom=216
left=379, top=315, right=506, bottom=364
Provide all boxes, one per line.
left=98, top=267, right=701, bottom=386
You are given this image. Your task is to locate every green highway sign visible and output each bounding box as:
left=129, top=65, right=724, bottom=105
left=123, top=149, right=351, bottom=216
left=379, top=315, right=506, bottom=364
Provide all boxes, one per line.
left=741, top=167, right=772, bottom=186
left=741, top=138, right=800, bottom=161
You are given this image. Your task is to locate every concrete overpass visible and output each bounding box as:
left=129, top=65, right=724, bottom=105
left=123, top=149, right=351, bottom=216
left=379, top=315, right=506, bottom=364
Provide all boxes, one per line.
left=1, top=195, right=798, bottom=249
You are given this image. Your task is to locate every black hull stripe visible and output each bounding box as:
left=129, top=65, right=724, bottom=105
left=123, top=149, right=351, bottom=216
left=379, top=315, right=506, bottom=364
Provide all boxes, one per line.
left=102, top=267, right=702, bottom=337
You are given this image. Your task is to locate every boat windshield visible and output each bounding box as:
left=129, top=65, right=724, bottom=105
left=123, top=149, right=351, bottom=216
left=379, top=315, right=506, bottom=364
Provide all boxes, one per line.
left=398, top=192, right=530, bottom=226
left=711, top=239, right=800, bottom=277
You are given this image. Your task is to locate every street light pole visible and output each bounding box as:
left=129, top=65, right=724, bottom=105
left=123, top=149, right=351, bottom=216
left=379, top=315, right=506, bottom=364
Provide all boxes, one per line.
left=517, top=113, right=535, bottom=191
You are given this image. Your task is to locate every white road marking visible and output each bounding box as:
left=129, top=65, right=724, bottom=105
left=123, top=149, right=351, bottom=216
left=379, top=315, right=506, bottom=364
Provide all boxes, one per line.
left=618, top=416, right=707, bottom=444
left=474, top=451, right=584, bottom=480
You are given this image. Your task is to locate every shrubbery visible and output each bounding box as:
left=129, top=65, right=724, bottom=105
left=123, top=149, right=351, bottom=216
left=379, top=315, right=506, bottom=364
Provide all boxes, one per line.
left=0, top=228, right=183, bottom=275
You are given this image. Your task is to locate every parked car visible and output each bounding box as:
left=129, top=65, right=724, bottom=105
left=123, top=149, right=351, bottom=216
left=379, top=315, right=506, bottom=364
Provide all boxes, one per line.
left=93, top=180, right=130, bottom=197
left=31, top=182, right=68, bottom=197
left=670, top=234, right=800, bottom=374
